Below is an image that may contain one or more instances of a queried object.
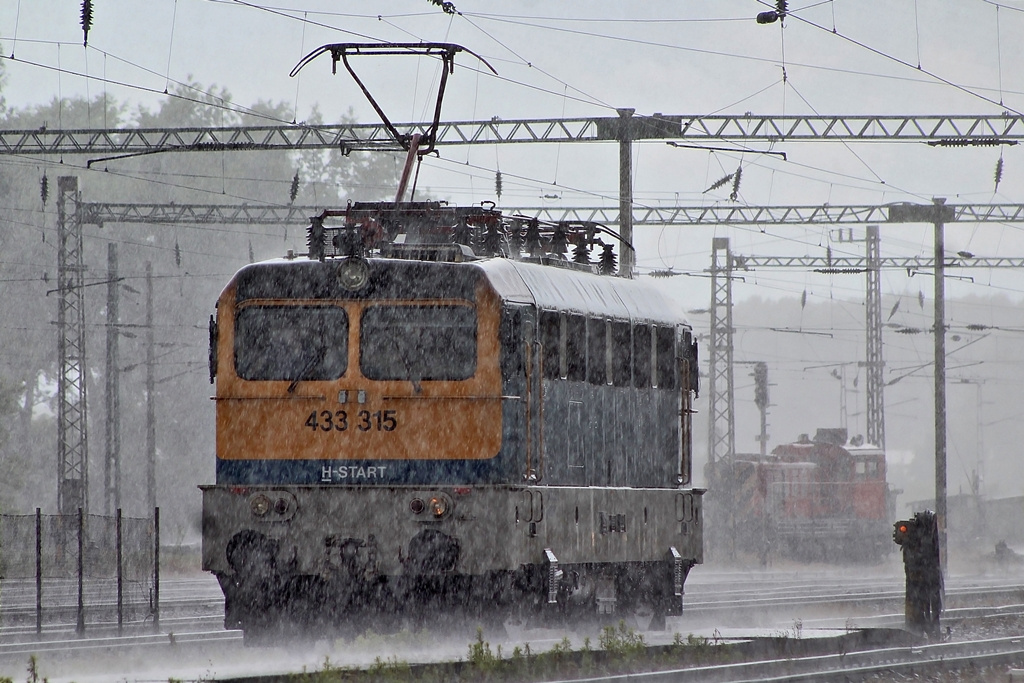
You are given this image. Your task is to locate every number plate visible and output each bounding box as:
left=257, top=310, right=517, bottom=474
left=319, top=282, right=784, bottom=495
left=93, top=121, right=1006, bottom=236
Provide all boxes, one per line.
left=304, top=409, right=398, bottom=433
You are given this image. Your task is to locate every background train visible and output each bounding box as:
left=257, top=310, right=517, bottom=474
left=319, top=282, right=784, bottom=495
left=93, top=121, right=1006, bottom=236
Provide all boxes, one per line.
left=706, top=428, right=897, bottom=563
left=201, top=202, right=703, bottom=640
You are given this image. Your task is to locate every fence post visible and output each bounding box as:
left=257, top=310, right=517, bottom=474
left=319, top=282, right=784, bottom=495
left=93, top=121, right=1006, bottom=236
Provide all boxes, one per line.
left=116, top=508, right=123, bottom=634
left=35, top=508, right=42, bottom=634
left=76, top=508, right=84, bottom=635
left=153, top=506, right=160, bottom=632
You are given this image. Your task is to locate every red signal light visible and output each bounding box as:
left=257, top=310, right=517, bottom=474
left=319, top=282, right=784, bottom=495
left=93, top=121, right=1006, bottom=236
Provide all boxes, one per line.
left=893, top=519, right=915, bottom=546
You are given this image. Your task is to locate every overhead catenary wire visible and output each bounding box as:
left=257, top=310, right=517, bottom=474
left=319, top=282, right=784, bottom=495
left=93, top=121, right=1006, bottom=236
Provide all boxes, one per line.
left=778, top=5, right=1024, bottom=118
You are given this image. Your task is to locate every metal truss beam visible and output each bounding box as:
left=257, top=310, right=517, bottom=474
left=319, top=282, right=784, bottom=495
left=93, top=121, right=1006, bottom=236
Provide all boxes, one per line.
left=732, top=255, right=1024, bottom=269
left=80, top=202, right=1024, bottom=228
left=510, top=203, right=1024, bottom=227
left=5, top=114, right=1024, bottom=156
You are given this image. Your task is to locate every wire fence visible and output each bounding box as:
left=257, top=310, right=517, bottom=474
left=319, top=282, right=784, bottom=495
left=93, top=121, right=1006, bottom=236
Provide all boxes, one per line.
left=0, top=508, right=160, bottom=634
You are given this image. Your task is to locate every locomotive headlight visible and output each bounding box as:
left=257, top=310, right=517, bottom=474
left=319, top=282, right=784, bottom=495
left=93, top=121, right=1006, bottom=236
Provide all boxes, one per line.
left=250, top=494, right=272, bottom=517
left=337, top=257, right=369, bottom=291
left=429, top=495, right=450, bottom=518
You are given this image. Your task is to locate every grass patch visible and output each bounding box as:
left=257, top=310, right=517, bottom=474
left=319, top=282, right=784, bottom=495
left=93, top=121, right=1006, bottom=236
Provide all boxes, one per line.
left=297, top=622, right=727, bottom=682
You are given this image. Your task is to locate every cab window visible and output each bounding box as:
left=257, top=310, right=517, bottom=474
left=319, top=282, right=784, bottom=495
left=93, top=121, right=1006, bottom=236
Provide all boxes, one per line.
left=360, top=304, right=477, bottom=381
left=234, top=305, right=348, bottom=381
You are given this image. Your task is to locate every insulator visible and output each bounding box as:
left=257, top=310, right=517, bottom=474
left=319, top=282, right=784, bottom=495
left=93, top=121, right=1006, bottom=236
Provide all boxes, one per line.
left=572, top=238, right=591, bottom=265
left=428, top=0, right=457, bottom=14
left=994, top=157, right=1004, bottom=191
left=289, top=172, right=299, bottom=204
left=507, top=218, right=523, bottom=258
left=308, top=218, right=326, bottom=262
left=813, top=268, right=865, bottom=275
left=248, top=240, right=255, bottom=264
left=80, top=0, right=93, bottom=47
left=598, top=243, right=617, bottom=275
left=494, top=170, right=503, bottom=200
left=524, top=218, right=543, bottom=257
left=453, top=218, right=472, bottom=246
left=729, top=166, right=742, bottom=202
left=40, top=175, right=49, bottom=207
left=550, top=224, right=569, bottom=255
left=174, top=239, right=181, bottom=268
left=483, top=223, right=502, bottom=256
left=775, top=0, right=788, bottom=17
left=928, top=137, right=1007, bottom=147
left=703, top=172, right=734, bottom=194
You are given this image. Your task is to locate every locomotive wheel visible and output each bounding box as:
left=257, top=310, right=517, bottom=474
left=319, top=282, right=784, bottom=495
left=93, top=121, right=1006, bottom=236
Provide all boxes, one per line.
left=282, top=575, right=331, bottom=634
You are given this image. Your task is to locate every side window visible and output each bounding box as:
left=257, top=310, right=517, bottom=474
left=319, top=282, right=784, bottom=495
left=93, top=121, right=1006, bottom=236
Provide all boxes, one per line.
left=540, top=310, right=560, bottom=380
left=586, top=317, right=606, bottom=385
left=500, top=308, right=523, bottom=376
left=559, top=312, right=568, bottom=379
left=610, top=321, right=631, bottom=387
left=632, top=323, right=651, bottom=388
left=656, top=326, right=676, bottom=389
left=566, top=314, right=586, bottom=381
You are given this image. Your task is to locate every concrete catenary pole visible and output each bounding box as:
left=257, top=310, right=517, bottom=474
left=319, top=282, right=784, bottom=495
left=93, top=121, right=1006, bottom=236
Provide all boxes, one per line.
left=617, top=108, right=634, bottom=278
left=932, top=198, right=947, bottom=569
left=146, top=262, right=156, bottom=512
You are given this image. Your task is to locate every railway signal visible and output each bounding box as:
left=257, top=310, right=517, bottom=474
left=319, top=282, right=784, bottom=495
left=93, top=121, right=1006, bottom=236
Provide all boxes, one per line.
left=894, top=510, right=942, bottom=635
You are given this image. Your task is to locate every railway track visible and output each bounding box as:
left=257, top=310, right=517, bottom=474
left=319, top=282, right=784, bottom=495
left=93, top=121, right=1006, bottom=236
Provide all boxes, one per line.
left=528, top=633, right=1024, bottom=683
left=2, top=568, right=1023, bottom=681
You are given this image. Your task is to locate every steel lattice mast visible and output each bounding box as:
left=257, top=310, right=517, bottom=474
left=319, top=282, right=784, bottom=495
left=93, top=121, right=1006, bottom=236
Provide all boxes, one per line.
left=57, top=177, right=88, bottom=516
left=864, top=226, right=885, bottom=450
left=708, top=238, right=736, bottom=470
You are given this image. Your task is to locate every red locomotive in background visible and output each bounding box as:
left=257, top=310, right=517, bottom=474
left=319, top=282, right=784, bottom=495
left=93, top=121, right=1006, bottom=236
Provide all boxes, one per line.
left=708, top=428, right=898, bottom=563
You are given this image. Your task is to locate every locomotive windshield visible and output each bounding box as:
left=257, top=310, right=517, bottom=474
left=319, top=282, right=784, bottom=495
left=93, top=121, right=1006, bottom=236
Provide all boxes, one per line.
left=234, top=305, right=348, bottom=381
left=360, top=304, right=477, bottom=381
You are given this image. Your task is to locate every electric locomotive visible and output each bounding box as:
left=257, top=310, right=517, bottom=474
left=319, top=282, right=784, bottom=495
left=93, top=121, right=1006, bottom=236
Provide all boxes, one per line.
left=709, top=428, right=895, bottom=563
left=202, top=202, right=703, bottom=639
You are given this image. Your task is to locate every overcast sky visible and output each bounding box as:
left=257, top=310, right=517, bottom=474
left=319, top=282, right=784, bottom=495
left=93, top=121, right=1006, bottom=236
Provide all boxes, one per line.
left=4, top=2, right=1023, bottom=275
